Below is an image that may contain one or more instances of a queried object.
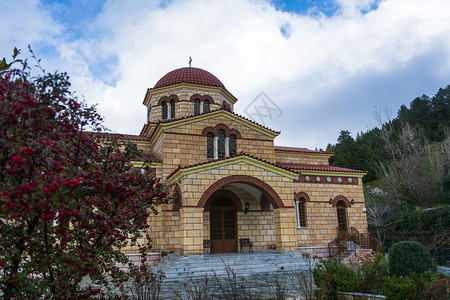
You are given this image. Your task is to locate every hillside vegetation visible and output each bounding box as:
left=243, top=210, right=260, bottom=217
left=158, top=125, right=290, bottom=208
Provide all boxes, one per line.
left=327, top=86, right=450, bottom=259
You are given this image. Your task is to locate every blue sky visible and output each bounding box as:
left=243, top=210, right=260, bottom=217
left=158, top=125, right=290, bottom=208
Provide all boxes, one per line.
left=1, top=0, right=450, bottom=150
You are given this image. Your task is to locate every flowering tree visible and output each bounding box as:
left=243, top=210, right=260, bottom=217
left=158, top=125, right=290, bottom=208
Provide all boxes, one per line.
left=0, top=50, right=168, bottom=298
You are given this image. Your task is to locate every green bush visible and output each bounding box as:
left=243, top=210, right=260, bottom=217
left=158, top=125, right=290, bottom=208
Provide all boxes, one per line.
left=388, top=241, right=434, bottom=276
left=383, top=275, right=421, bottom=300
left=356, top=251, right=388, bottom=294
left=313, top=257, right=358, bottom=299
left=382, top=270, right=443, bottom=300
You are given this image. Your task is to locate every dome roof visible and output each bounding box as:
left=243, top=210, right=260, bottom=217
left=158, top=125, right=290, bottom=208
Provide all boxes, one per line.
left=154, top=67, right=226, bottom=89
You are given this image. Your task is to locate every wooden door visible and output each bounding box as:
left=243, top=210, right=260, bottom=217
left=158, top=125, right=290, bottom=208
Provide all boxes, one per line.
left=336, top=200, right=348, bottom=232
left=210, top=197, right=237, bottom=253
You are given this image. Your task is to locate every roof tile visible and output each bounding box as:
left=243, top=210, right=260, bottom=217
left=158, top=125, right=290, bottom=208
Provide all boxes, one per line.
left=274, top=146, right=330, bottom=154
left=276, top=163, right=367, bottom=173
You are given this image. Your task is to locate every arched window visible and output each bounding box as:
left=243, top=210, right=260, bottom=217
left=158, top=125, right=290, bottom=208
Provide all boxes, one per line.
left=229, top=134, right=237, bottom=156
left=297, top=197, right=307, bottom=227
left=162, top=100, right=168, bottom=120
left=203, top=100, right=210, bottom=113
left=207, top=132, right=214, bottom=159
left=173, top=191, right=181, bottom=212
left=170, top=99, right=175, bottom=119
left=218, top=129, right=226, bottom=158
left=194, top=99, right=200, bottom=115
left=336, top=200, right=347, bottom=232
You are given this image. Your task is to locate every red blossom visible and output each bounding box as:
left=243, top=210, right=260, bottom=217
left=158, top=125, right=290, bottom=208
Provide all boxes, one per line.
left=11, top=155, right=22, bottom=164
left=1, top=61, right=169, bottom=298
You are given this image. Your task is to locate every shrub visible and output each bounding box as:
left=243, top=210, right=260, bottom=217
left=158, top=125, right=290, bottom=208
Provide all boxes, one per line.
left=356, top=251, right=388, bottom=294
left=383, top=275, right=421, bottom=300
left=313, top=257, right=357, bottom=299
left=382, top=270, right=443, bottom=300
left=388, top=241, right=434, bottom=276
left=422, top=277, right=450, bottom=300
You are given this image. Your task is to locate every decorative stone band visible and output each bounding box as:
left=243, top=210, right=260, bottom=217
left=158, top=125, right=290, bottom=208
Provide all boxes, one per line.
left=295, top=174, right=359, bottom=185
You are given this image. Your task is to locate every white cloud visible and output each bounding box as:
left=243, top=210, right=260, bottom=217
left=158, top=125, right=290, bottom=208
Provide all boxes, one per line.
left=0, top=0, right=62, bottom=60
left=2, top=0, right=450, bottom=149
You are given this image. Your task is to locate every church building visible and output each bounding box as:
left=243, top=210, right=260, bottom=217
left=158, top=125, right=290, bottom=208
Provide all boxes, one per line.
left=116, top=66, right=369, bottom=256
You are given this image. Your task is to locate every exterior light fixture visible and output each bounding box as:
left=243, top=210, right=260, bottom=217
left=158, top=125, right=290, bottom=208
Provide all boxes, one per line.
left=245, top=202, right=250, bottom=214
left=329, top=198, right=333, bottom=204
left=351, top=199, right=355, bottom=205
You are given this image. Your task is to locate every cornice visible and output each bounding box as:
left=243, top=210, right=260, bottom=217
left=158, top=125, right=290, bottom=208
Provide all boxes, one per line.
left=131, top=161, right=163, bottom=169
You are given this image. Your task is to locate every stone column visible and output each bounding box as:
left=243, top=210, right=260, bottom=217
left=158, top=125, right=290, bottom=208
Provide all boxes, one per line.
left=214, top=137, right=219, bottom=159
left=167, top=102, right=171, bottom=119
left=225, top=137, right=230, bottom=157
left=179, top=207, right=204, bottom=256
left=274, top=207, right=298, bottom=252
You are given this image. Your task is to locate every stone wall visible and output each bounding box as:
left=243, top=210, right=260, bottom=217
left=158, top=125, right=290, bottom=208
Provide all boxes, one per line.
left=294, top=179, right=368, bottom=247
left=160, top=116, right=276, bottom=178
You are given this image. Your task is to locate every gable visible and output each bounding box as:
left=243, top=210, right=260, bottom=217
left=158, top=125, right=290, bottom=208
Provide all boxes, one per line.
left=167, top=155, right=298, bottom=184
left=148, top=110, right=279, bottom=145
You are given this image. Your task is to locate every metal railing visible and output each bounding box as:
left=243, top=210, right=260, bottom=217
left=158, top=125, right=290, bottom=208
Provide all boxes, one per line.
left=328, top=227, right=384, bottom=260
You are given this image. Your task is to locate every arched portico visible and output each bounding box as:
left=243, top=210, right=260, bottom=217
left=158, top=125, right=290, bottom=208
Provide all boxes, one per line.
left=197, top=175, right=297, bottom=254
left=198, top=175, right=285, bottom=209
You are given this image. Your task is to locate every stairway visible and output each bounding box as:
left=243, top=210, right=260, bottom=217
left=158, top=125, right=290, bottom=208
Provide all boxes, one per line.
left=154, top=250, right=309, bottom=281
left=342, top=249, right=374, bottom=266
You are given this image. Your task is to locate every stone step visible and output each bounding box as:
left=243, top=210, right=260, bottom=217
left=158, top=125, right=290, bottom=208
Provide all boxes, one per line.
left=342, top=249, right=374, bottom=265
left=154, top=251, right=310, bottom=281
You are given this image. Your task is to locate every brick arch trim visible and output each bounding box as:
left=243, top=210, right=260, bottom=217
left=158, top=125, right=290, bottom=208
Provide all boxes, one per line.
left=229, top=129, right=242, bottom=139
left=332, top=195, right=351, bottom=207
left=202, top=127, right=215, bottom=136
left=294, top=192, right=310, bottom=202
left=197, top=175, right=285, bottom=209
left=189, top=94, right=216, bottom=104
left=201, top=125, right=241, bottom=138
left=157, top=95, right=180, bottom=106
left=203, top=190, right=243, bottom=212
left=222, top=101, right=232, bottom=111
left=214, top=123, right=230, bottom=136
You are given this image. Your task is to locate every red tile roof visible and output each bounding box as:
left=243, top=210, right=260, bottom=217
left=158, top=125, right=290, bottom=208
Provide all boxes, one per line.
left=274, top=146, right=330, bottom=155
left=94, top=132, right=149, bottom=141
left=150, top=67, right=237, bottom=100
left=276, top=163, right=367, bottom=173
left=85, top=132, right=160, bottom=162
left=154, top=67, right=226, bottom=89
left=140, top=154, right=161, bottom=163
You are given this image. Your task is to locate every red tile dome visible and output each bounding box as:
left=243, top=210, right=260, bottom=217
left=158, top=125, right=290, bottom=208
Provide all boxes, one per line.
left=154, top=67, right=226, bottom=89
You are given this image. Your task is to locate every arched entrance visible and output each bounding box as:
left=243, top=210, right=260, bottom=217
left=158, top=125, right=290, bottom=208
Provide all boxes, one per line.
left=209, top=196, right=238, bottom=253
left=196, top=175, right=298, bottom=253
